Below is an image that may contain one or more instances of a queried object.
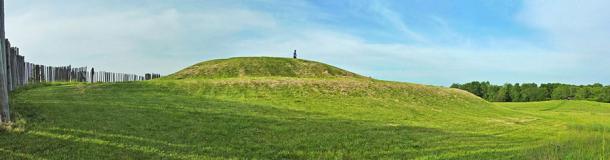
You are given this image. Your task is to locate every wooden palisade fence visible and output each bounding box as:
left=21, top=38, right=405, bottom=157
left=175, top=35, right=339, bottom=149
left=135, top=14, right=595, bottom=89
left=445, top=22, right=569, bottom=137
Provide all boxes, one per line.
left=23, top=61, right=158, bottom=85
left=0, top=0, right=159, bottom=124
left=0, top=40, right=161, bottom=124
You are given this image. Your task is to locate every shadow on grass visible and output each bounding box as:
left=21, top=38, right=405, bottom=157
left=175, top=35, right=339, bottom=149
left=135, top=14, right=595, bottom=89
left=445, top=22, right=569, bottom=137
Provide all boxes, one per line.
left=16, top=104, right=534, bottom=159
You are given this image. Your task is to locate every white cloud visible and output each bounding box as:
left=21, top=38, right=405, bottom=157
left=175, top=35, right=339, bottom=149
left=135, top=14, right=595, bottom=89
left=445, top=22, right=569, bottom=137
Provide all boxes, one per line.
left=518, top=0, right=610, bottom=54
left=512, top=0, right=610, bottom=85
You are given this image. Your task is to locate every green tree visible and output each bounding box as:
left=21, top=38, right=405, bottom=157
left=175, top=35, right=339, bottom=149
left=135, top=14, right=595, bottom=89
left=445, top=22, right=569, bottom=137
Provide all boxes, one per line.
left=450, top=83, right=460, bottom=89
left=599, top=86, right=610, bottom=102
left=452, top=81, right=609, bottom=103
left=481, top=81, right=499, bottom=101
left=588, top=84, right=604, bottom=101
left=575, top=87, right=591, bottom=100
left=519, top=83, right=547, bottom=101
left=494, top=84, right=511, bottom=102
left=461, top=81, right=483, bottom=97
left=552, top=85, right=572, bottom=100
left=510, top=83, right=521, bottom=102
left=539, top=83, right=556, bottom=100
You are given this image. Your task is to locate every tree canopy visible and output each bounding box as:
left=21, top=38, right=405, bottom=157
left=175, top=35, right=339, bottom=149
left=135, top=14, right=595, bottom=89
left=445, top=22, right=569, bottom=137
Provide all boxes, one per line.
left=451, top=81, right=610, bottom=103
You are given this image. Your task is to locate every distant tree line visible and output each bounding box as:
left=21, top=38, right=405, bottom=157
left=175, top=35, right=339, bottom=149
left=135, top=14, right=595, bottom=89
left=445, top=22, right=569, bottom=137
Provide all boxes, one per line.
left=450, top=81, right=610, bottom=103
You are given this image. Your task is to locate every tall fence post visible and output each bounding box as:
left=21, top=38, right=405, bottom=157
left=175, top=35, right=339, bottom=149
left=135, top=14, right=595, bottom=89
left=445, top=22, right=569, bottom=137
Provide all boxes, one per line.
left=10, top=47, right=16, bottom=90
left=0, top=0, right=10, bottom=123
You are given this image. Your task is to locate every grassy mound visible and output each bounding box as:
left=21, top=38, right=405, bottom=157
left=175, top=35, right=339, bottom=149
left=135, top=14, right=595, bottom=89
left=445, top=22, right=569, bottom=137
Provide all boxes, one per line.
left=168, top=57, right=364, bottom=79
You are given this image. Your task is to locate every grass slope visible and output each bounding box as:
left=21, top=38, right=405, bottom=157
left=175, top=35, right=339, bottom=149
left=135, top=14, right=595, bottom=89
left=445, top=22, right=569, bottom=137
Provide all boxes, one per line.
left=0, top=57, right=607, bottom=159
left=168, top=57, right=364, bottom=79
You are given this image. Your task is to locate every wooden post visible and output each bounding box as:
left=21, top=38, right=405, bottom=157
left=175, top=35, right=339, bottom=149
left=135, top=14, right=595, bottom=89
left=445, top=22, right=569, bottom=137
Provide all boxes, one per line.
left=39, top=65, right=42, bottom=83
left=15, top=54, right=20, bottom=87
left=34, top=64, right=41, bottom=83
left=37, top=65, right=40, bottom=83
left=10, top=47, right=15, bottom=89
left=41, top=65, right=44, bottom=82
left=34, top=64, right=36, bottom=83
left=4, top=40, right=10, bottom=91
left=19, top=55, right=22, bottom=87
left=10, top=48, right=15, bottom=88
left=34, top=65, right=38, bottom=83
left=25, top=62, right=28, bottom=84
left=0, top=0, right=10, bottom=122
left=32, top=64, right=35, bottom=83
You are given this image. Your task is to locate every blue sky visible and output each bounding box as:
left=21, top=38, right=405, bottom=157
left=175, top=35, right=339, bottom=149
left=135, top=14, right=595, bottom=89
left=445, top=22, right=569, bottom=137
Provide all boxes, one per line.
left=4, top=0, right=610, bottom=86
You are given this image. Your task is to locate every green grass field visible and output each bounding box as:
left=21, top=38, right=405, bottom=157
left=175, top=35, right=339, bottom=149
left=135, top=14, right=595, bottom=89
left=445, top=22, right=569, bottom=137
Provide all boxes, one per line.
left=0, top=57, right=608, bottom=159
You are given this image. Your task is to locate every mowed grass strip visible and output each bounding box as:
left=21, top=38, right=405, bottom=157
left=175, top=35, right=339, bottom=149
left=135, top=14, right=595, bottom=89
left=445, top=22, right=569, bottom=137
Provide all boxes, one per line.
left=496, top=100, right=610, bottom=159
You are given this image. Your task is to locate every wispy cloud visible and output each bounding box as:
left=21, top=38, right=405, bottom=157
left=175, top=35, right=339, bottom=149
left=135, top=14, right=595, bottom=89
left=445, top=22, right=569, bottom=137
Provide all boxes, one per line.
left=6, top=1, right=278, bottom=74
left=368, top=1, right=428, bottom=44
